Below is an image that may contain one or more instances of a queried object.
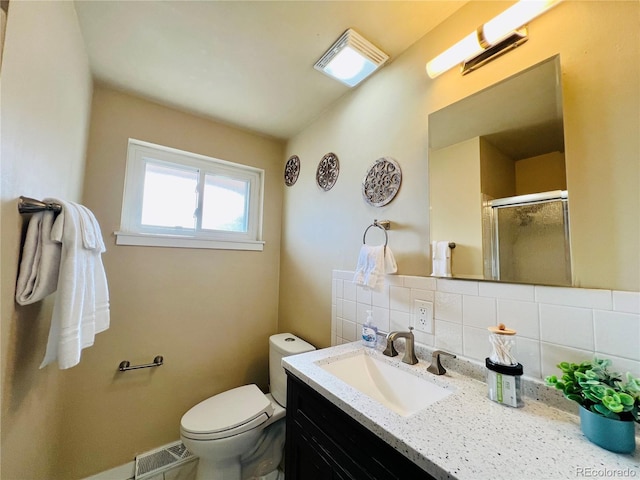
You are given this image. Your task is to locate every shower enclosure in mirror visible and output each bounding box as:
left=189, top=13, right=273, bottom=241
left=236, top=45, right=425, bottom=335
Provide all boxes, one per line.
left=429, top=55, right=571, bottom=286
left=488, top=190, right=570, bottom=285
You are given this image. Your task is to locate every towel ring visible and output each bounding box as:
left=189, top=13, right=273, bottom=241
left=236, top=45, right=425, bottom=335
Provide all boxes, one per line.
left=362, top=220, right=389, bottom=248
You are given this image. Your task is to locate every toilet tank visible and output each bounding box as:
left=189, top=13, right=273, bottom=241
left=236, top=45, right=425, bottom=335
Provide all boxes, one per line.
left=269, top=333, right=315, bottom=407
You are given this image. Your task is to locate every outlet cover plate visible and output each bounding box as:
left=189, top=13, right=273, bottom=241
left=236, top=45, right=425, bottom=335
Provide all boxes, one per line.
left=413, top=300, right=434, bottom=334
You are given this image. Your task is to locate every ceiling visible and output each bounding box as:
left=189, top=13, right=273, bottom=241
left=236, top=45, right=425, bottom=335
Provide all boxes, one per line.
left=74, top=1, right=465, bottom=140
left=429, top=55, right=564, bottom=160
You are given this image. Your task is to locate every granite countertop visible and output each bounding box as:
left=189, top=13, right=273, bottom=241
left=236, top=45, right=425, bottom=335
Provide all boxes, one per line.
left=283, top=342, right=640, bottom=480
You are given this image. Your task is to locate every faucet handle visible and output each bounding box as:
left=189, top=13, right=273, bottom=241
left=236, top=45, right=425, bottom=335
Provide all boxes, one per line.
left=382, top=333, right=399, bottom=357
left=433, top=349, right=455, bottom=358
left=427, top=350, right=457, bottom=375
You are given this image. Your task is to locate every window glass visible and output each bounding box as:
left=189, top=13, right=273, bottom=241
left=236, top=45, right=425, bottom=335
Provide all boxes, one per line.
left=202, top=174, right=249, bottom=232
left=141, top=161, right=198, bottom=230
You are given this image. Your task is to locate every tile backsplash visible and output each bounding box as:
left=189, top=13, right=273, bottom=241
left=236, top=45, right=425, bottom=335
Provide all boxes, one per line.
left=331, top=271, right=640, bottom=381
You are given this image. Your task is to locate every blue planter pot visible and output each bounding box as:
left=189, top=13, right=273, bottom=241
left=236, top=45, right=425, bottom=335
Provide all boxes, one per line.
left=579, top=406, right=636, bottom=454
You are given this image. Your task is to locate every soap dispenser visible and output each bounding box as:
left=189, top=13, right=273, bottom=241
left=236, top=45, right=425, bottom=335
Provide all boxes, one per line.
left=362, top=310, right=377, bottom=348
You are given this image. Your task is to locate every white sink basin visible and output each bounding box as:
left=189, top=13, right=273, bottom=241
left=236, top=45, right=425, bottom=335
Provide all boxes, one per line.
left=319, top=352, right=453, bottom=417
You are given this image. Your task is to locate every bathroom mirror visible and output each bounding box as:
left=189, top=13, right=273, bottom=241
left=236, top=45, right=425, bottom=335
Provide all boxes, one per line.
left=428, top=56, right=571, bottom=286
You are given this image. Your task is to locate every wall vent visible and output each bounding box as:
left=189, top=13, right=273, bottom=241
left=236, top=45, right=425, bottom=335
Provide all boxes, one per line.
left=134, top=440, right=196, bottom=479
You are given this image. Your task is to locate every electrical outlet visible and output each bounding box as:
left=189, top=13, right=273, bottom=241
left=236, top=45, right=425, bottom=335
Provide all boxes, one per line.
left=413, top=300, right=434, bottom=334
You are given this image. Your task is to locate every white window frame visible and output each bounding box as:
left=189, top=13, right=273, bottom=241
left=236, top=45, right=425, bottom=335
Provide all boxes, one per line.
left=115, top=139, right=265, bottom=251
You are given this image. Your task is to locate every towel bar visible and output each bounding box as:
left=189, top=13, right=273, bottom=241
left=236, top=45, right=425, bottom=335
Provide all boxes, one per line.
left=118, top=355, right=163, bottom=372
left=18, top=196, right=62, bottom=214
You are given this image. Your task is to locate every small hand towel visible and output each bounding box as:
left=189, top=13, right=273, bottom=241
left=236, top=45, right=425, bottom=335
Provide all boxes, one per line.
left=39, top=199, right=110, bottom=370
left=430, top=240, right=452, bottom=277
left=353, top=245, right=397, bottom=292
left=15, top=210, right=62, bottom=305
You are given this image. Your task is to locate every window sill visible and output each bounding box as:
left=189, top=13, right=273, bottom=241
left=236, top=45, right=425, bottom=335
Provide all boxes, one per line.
left=114, top=231, right=265, bottom=251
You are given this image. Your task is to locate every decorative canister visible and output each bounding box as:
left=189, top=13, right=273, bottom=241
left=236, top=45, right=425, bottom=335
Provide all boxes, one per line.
left=486, top=324, right=524, bottom=408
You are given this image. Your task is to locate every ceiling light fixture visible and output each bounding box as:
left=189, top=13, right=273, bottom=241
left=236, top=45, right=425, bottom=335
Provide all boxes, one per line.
left=426, top=0, right=562, bottom=79
left=314, top=29, right=389, bottom=87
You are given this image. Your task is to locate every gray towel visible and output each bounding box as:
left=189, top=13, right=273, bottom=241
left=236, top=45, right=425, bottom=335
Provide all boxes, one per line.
left=15, top=210, right=61, bottom=305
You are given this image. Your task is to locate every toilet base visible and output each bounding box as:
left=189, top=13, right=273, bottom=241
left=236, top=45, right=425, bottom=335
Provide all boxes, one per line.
left=255, top=469, right=283, bottom=480
left=240, top=419, right=285, bottom=479
left=193, top=459, right=282, bottom=480
left=182, top=417, right=285, bottom=480
left=195, top=456, right=241, bottom=480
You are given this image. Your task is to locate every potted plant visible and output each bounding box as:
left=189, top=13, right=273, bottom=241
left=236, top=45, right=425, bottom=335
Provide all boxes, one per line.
left=546, top=358, right=639, bottom=453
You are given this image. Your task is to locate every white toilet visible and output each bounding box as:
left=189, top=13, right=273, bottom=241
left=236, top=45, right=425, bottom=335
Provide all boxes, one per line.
left=180, top=333, right=315, bottom=480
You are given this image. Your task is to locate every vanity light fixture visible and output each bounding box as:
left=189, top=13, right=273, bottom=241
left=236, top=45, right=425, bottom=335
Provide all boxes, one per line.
left=314, top=28, right=389, bottom=87
left=426, top=0, right=562, bottom=78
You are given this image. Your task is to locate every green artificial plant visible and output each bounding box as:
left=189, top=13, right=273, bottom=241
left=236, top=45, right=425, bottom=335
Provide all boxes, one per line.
left=545, top=358, right=640, bottom=422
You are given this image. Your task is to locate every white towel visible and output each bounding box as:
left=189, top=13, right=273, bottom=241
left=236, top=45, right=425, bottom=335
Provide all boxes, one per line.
left=353, top=245, right=397, bottom=291
left=15, top=210, right=62, bottom=305
left=39, top=199, right=110, bottom=370
left=431, top=241, right=452, bottom=277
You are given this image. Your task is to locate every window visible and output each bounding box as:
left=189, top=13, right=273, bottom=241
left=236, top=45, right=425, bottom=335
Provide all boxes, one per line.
left=116, top=139, right=264, bottom=251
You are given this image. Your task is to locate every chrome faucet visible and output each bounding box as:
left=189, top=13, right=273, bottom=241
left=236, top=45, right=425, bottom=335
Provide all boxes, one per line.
left=427, top=350, right=456, bottom=375
left=383, top=327, right=418, bottom=365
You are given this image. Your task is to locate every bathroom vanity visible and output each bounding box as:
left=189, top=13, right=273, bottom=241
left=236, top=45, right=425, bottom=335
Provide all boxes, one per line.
left=285, top=372, right=433, bottom=479
left=283, top=343, right=640, bottom=480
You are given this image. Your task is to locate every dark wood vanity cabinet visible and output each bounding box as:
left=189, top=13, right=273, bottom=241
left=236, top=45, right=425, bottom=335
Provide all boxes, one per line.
left=285, top=372, right=435, bottom=480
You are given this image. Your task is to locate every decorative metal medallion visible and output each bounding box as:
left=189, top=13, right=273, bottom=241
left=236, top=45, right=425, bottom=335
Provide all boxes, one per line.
left=362, top=157, right=402, bottom=207
left=316, top=152, right=340, bottom=191
left=284, top=155, right=300, bottom=186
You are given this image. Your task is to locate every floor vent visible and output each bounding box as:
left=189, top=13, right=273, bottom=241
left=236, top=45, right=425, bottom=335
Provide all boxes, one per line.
left=134, top=440, right=196, bottom=479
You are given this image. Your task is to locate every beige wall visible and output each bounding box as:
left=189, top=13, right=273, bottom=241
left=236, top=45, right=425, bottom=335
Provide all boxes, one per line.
left=480, top=137, right=516, bottom=199
left=281, top=1, right=640, bottom=347
left=58, top=85, right=285, bottom=478
left=516, top=151, right=567, bottom=195
left=0, top=1, right=93, bottom=479
left=430, top=138, right=483, bottom=277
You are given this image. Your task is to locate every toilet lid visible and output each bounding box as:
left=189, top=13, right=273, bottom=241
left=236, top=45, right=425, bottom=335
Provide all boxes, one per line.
left=181, top=384, right=273, bottom=437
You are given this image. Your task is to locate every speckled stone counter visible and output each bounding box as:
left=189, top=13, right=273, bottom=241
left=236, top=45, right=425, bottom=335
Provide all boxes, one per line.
left=283, top=342, right=640, bottom=480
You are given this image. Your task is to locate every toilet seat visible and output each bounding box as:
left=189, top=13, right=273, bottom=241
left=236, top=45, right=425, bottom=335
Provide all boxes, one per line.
left=181, top=384, right=274, bottom=441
